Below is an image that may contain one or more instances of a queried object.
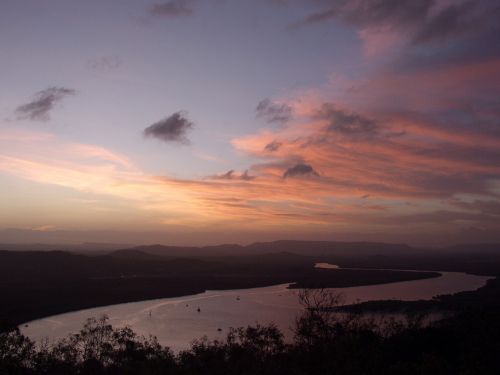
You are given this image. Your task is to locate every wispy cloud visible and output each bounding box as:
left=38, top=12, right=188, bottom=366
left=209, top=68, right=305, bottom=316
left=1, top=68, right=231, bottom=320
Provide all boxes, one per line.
left=256, top=98, right=293, bottom=124
left=87, top=55, right=122, bottom=71
left=264, top=141, right=282, bottom=152
left=317, top=104, right=382, bottom=140
left=209, top=170, right=255, bottom=181
left=1, top=127, right=499, bottom=240
left=16, top=87, right=75, bottom=121
left=31, top=225, right=57, bottom=232
left=149, top=0, right=197, bottom=18
left=144, top=112, right=194, bottom=144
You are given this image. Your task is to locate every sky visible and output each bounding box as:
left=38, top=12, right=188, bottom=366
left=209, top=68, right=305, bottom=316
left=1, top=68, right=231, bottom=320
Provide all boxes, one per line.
left=1, top=0, right=500, bottom=246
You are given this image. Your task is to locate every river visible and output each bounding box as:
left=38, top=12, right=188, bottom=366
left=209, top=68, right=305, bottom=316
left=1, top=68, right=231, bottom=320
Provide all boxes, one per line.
left=20, top=265, right=492, bottom=352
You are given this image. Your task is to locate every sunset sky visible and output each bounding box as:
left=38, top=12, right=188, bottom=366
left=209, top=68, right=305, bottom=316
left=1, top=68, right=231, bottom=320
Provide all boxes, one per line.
left=1, top=0, right=499, bottom=246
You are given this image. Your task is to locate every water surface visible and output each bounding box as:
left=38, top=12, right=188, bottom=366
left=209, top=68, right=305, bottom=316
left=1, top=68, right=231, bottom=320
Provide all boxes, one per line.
left=21, top=266, right=491, bottom=352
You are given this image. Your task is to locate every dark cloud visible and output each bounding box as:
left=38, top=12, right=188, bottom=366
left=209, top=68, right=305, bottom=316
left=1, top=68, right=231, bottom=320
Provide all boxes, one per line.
left=290, top=0, right=433, bottom=31
left=418, top=0, right=500, bottom=46
left=144, top=112, right=194, bottom=144
left=377, top=1, right=500, bottom=74
left=256, top=98, right=293, bottom=124
left=341, top=0, right=434, bottom=31
left=286, top=6, right=338, bottom=29
left=317, top=104, right=380, bottom=139
left=289, top=0, right=499, bottom=47
left=211, top=170, right=255, bottom=181
left=413, top=0, right=477, bottom=44
left=283, top=163, right=319, bottom=178
left=264, top=141, right=282, bottom=152
left=149, top=0, right=196, bottom=17
left=16, top=87, right=75, bottom=121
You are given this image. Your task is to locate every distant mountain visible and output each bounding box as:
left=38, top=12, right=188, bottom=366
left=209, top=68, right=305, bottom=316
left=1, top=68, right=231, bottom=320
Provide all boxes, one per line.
left=106, top=241, right=500, bottom=275
left=0, top=242, right=132, bottom=253
left=114, top=240, right=418, bottom=259
left=3, top=240, right=499, bottom=258
left=116, top=243, right=244, bottom=258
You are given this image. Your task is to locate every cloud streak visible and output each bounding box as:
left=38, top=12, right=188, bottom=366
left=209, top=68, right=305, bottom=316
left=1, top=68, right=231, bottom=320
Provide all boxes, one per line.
left=1, top=127, right=499, bottom=242
left=209, top=170, right=255, bottom=181
left=16, top=87, right=75, bottom=121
